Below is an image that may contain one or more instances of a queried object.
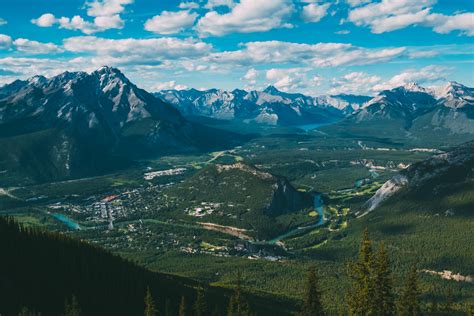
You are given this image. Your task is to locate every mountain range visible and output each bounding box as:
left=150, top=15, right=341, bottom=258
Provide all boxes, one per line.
left=155, top=82, right=473, bottom=134
left=156, top=86, right=369, bottom=126
left=0, top=67, right=241, bottom=184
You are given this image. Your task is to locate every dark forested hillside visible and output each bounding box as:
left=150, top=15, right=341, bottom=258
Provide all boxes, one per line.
left=0, top=216, right=296, bottom=315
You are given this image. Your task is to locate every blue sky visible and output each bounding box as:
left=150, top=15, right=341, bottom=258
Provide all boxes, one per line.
left=0, top=0, right=473, bottom=95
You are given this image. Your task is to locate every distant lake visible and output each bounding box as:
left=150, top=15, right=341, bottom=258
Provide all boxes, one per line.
left=295, top=121, right=338, bottom=132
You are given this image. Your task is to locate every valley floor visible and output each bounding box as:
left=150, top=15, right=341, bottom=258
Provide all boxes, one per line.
left=1, top=128, right=473, bottom=313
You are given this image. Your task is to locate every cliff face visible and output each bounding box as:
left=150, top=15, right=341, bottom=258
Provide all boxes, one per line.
left=365, top=141, right=474, bottom=213
left=268, top=177, right=312, bottom=215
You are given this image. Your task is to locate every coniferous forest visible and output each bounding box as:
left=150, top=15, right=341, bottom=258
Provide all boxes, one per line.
left=2, top=216, right=471, bottom=315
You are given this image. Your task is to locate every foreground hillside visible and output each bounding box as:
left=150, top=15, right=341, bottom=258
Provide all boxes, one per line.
left=0, top=216, right=296, bottom=315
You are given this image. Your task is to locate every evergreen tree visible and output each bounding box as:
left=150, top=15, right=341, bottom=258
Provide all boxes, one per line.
left=179, top=296, right=188, bottom=316
left=64, top=295, right=81, bottom=316
left=301, top=266, right=325, bottom=316
left=193, top=287, right=207, bottom=316
left=397, top=264, right=421, bottom=316
left=227, top=273, right=250, bottom=316
left=165, top=298, right=172, bottom=316
left=428, top=300, right=439, bottom=314
left=347, top=228, right=375, bottom=315
left=144, top=287, right=157, bottom=316
left=18, top=307, right=41, bottom=316
left=212, top=305, right=221, bottom=316
left=442, top=287, right=454, bottom=313
left=373, top=243, right=395, bottom=315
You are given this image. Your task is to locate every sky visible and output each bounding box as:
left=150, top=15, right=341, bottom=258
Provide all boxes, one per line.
left=0, top=0, right=473, bottom=96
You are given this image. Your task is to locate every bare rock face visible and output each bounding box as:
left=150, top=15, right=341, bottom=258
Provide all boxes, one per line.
left=365, top=141, right=474, bottom=213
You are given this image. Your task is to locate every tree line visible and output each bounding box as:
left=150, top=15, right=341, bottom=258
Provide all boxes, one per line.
left=2, top=215, right=471, bottom=315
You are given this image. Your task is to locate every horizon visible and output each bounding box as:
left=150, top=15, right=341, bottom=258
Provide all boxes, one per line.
left=2, top=64, right=471, bottom=97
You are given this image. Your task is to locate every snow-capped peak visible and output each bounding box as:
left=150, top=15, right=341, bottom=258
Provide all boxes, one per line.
left=402, top=82, right=431, bottom=94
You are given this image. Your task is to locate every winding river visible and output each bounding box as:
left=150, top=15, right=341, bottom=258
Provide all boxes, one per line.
left=267, top=193, right=325, bottom=244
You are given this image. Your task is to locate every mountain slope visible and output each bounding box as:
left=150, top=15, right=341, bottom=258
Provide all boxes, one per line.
left=0, top=67, right=242, bottom=184
left=155, top=87, right=368, bottom=126
left=0, top=216, right=297, bottom=315
left=166, top=162, right=313, bottom=239
left=322, top=82, right=474, bottom=145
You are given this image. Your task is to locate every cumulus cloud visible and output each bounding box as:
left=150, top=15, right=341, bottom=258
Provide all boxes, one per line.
left=241, top=68, right=258, bottom=88
left=207, top=41, right=406, bottom=67
left=31, top=13, right=57, bottom=27
left=13, top=38, right=63, bottom=54
left=301, top=3, right=330, bottom=23
left=0, top=34, right=12, bottom=50
left=330, top=72, right=381, bottom=95
left=372, top=65, right=449, bottom=91
left=204, top=0, right=236, bottom=9
left=63, top=36, right=212, bottom=66
left=196, top=0, right=294, bottom=36
left=145, top=11, right=198, bottom=34
left=348, top=0, right=474, bottom=36
left=346, top=0, right=372, bottom=7
left=32, top=13, right=125, bottom=34
left=31, top=0, right=133, bottom=34
left=0, top=18, right=7, bottom=26
left=179, top=2, right=200, bottom=9
left=86, top=0, right=133, bottom=17
left=265, top=68, right=321, bottom=92
left=152, top=80, right=188, bottom=91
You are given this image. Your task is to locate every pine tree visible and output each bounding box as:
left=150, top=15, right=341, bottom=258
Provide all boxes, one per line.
left=179, top=296, right=188, bottom=316
left=64, top=295, right=81, bottom=316
left=144, top=287, right=157, bottom=316
left=18, top=307, right=41, bottom=316
left=347, top=228, right=375, bottom=315
left=442, top=286, right=454, bottom=313
left=397, top=263, right=421, bottom=316
left=227, top=273, right=250, bottom=316
left=165, top=298, right=172, bottom=316
left=194, top=287, right=207, bottom=316
left=373, top=243, right=395, bottom=315
left=301, top=266, right=325, bottom=316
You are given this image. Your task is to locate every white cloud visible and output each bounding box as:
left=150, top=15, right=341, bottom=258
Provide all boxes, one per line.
left=330, top=72, right=381, bottom=95
left=335, top=29, right=350, bottom=34
left=31, top=13, right=57, bottom=27
left=242, top=68, right=258, bottom=88
left=0, top=18, right=7, bottom=26
left=13, top=38, right=63, bottom=54
left=346, top=0, right=372, bottom=7
left=179, top=2, right=200, bottom=9
left=196, top=0, right=294, bottom=36
left=301, top=3, right=330, bottom=23
left=86, top=0, right=134, bottom=17
left=265, top=68, right=319, bottom=92
left=145, top=11, right=198, bottom=34
left=348, top=0, right=474, bottom=36
left=207, top=41, right=406, bottom=67
left=152, top=80, right=188, bottom=91
left=428, top=13, right=474, bottom=36
left=31, top=0, right=133, bottom=34
left=204, top=0, right=235, bottom=9
left=372, top=65, right=449, bottom=91
left=0, top=34, right=12, bottom=50
left=32, top=14, right=125, bottom=34
left=63, top=36, right=212, bottom=65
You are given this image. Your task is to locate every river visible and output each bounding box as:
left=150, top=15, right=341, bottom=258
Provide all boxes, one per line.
left=267, top=193, right=325, bottom=244
left=50, top=213, right=81, bottom=230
